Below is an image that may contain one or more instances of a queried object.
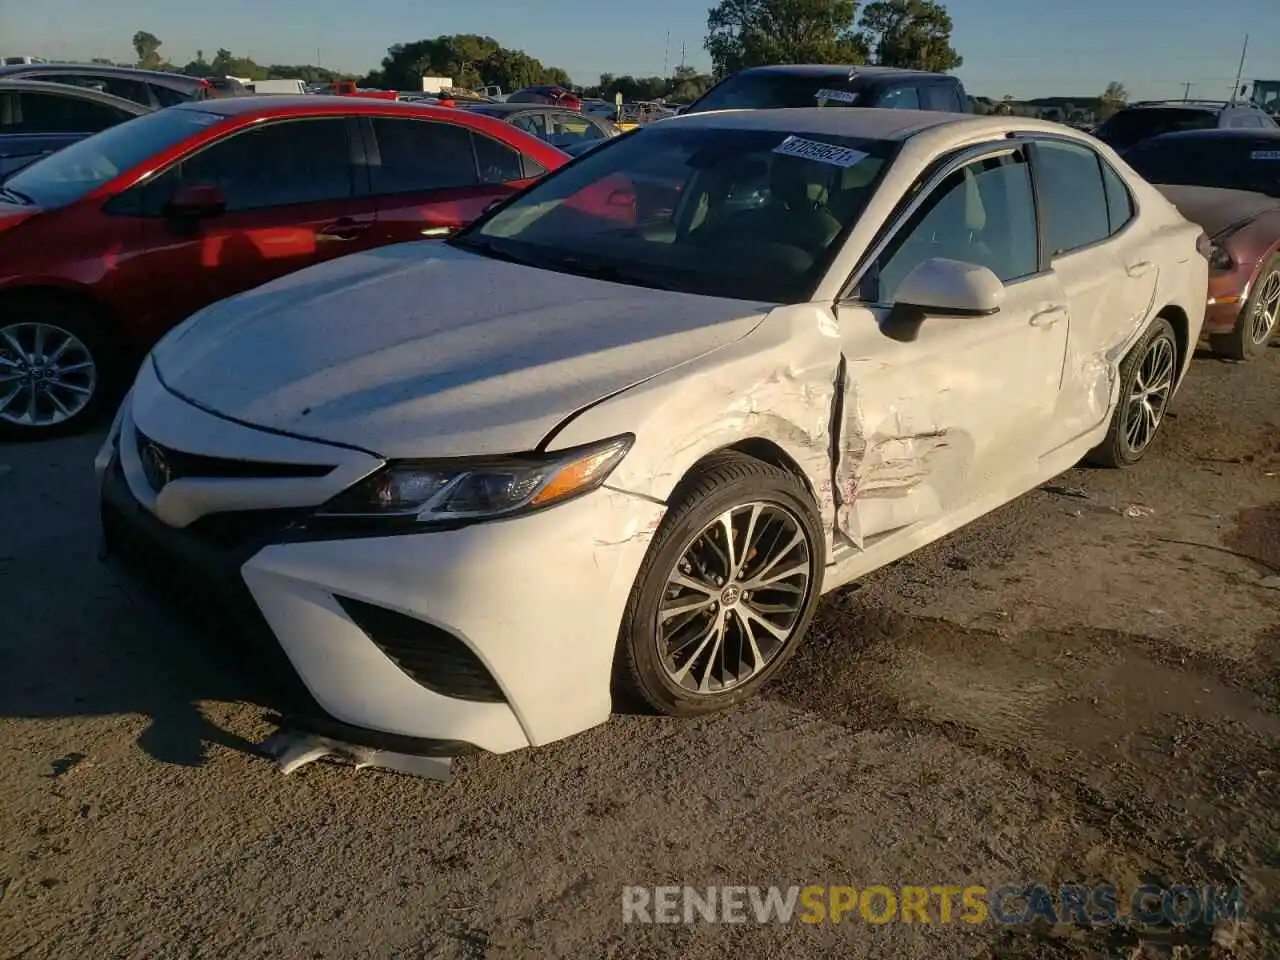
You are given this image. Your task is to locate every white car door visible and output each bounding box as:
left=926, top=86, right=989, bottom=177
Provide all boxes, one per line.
left=833, top=144, right=1069, bottom=548
left=1029, top=138, right=1161, bottom=452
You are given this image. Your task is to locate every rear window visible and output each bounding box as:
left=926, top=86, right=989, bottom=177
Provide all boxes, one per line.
left=4, top=107, right=224, bottom=208
left=1095, top=107, right=1217, bottom=149
left=1123, top=137, right=1280, bottom=197
left=686, top=73, right=867, bottom=113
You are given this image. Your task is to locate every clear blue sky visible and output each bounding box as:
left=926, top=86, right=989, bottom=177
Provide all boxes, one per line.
left=8, top=0, right=1280, bottom=101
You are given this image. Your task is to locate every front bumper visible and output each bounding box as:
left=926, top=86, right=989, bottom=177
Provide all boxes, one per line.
left=99, top=367, right=666, bottom=754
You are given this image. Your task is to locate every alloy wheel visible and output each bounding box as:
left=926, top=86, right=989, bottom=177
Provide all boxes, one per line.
left=1250, top=270, right=1280, bottom=346
left=0, top=322, right=98, bottom=427
left=657, top=501, right=814, bottom=695
left=1123, top=334, right=1175, bottom=455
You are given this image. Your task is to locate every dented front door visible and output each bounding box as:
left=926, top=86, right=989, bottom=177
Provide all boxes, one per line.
left=833, top=274, right=1069, bottom=548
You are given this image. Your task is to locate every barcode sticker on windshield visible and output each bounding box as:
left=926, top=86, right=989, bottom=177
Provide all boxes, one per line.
left=1250, top=150, right=1280, bottom=161
left=773, top=135, right=868, bottom=167
left=815, top=88, right=860, bottom=104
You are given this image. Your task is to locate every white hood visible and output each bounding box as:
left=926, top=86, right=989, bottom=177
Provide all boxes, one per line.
left=152, top=243, right=769, bottom=459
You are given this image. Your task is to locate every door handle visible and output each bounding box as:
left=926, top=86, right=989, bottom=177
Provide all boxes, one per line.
left=316, top=218, right=370, bottom=242
left=1029, top=306, right=1067, bottom=328
left=1126, top=260, right=1155, bottom=278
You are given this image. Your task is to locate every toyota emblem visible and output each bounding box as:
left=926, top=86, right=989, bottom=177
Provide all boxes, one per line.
left=141, top=441, right=172, bottom=491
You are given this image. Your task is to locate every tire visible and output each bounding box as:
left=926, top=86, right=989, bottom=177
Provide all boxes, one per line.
left=1085, top=316, right=1178, bottom=468
left=615, top=451, right=825, bottom=716
left=1209, top=254, right=1280, bottom=360
left=0, top=294, right=116, bottom=441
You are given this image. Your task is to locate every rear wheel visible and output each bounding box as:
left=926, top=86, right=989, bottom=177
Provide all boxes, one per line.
left=0, top=296, right=115, bottom=440
left=1085, top=316, right=1178, bottom=468
left=1209, top=255, right=1280, bottom=360
left=615, top=452, right=824, bottom=716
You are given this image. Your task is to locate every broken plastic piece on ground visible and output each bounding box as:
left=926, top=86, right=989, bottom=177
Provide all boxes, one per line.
left=1123, top=504, right=1155, bottom=519
left=259, top=728, right=453, bottom=782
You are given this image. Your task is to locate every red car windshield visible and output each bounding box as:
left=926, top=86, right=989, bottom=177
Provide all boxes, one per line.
left=4, top=107, right=225, bottom=208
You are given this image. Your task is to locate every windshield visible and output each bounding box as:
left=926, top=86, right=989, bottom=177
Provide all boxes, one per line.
left=686, top=73, right=865, bottom=114
left=1095, top=107, right=1217, bottom=149
left=454, top=124, right=897, bottom=302
left=4, top=107, right=225, bottom=208
left=1124, top=137, right=1280, bottom=196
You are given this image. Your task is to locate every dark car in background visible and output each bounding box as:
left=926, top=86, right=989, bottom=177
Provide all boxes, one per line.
left=506, top=85, right=582, bottom=111
left=1123, top=128, right=1280, bottom=359
left=0, top=79, right=150, bottom=176
left=1094, top=99, right=1277, bottom=151
left=459, top=101, right=618, bottom=155
left=682, top=64, right=971, bottom=115
left=0, top=63, right=213, bottom=108
left=0, top=97, right=567, bottom=439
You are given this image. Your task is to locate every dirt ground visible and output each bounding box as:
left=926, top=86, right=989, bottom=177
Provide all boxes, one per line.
left=1, top=344, right=1277, bottom=960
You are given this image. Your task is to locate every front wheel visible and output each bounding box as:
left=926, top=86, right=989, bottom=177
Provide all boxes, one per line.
left=1209, top=254, right=1280, bottom=360
left=615, top=452, right=824, bottom=716
left=0, top=296, right=115, bottom=441
left=1085, top=316, right=1178, bottom=468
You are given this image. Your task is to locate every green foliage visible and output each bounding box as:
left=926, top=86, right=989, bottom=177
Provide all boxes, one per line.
left=1098, top=81, right=1128, bottom=119
left=705, top=0, right=869, bottom=76
left=858, top=0, right=962, bottom=71
left=362, top=34, right=571, bottom=92
left=132, top=30, right=163, bottom=70
left=585, top=66, right=714, bottom=104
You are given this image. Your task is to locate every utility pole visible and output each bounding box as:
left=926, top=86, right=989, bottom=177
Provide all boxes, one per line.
left=1230, top=33, right=1248, bottom=104
left=680, top=42, right=687, bottom=72
left=1181, top=82, right=1192, bottom=101
left=663, top=31, right=670, bottom=77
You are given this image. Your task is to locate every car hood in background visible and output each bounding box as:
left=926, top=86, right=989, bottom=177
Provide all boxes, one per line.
left=152, top=242, right=769, bottom=459
left=1155, top=184, right=1280, bottom=238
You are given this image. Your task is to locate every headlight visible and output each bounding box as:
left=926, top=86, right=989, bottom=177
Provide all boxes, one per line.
left=1207, top=241, right=1234, bottom=272
left=318, top=435, right=634, bottom=522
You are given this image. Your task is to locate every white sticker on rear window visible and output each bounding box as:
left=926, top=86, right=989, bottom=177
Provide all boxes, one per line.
left=1250, top=150, right=1280, bottom=161
left=772, top=135, right=868, bottom=167
left=815, top=88, right=860, bottom=104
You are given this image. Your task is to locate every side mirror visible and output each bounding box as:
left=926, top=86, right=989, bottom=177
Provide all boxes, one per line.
left=883, top=258, right=1004, bottom=340
left=166, top=183, right=226, bottom=220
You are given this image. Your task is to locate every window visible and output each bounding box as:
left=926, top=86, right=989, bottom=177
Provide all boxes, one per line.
left=921, top=84, right=961, bottom=112
left=876, top=86, right=920, bottom=110
left=0, top=91, right=129, bottom=134
left=472, top=133, right=525, bottom=183
left=141, top=118, right=354, bottom=213
left=149, top=83, right=190, bottom=108
left=686, top=74, right=866, bottom=113
left=370, top=118, right=477, bottom=194
left=461, top=126, right=898, bottom=303
left=41, top=73, right=153, bottom=107
left=1122, top=137, right=1280, bottom=197
left=865, top=151, right=1039, bottom=303
left=509, top=114, right=544, bottom=139
left=6, top=107, right=224, bottom=209
left=1034, top=140, right=1110, bottom=255
left=547, top=111, right=604, bottom=149
left=1100, top=160, right=1134, bottom=234
left=1095, top=107, right=1217, bottom=150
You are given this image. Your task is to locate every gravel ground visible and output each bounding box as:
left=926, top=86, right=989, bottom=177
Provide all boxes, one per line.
left=1, top=345, right=1277, bottom=960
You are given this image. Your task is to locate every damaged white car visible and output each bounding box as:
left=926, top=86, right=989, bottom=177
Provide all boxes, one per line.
left=97, top=108, right=1208, bottom=768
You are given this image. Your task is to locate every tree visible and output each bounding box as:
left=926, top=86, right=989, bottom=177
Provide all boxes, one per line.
left=704, top=0, right=868, bottom=77
left=857, top=0, right=961, bottom=72
left=132, top=31, right=163, bottom=70
left=182, top=50, right=212, bottom=78
left=365, top=35, right=572, bottom=92
left=1099, top=80, right=1127, bottom=118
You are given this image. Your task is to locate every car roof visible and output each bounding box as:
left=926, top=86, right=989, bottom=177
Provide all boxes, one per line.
left=0, top=78, right=152, bottom=111
left=0, top=62, right=201, bottom=85
left=658, top=106, right=972, bottom=140
left=1141, top=127, right=1280, bottom=143
left=459, top=102, right=546, bottom=114
left=173, top=95, right=478, bottom=117
left=732, top=64, right=952, bottom=81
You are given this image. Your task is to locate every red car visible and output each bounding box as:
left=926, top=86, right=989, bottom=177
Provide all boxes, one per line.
left=0, top=96, right=566, bottom=438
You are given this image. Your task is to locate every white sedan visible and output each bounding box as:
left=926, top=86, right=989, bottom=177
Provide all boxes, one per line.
left=96, top=108, right=1208, bottom=767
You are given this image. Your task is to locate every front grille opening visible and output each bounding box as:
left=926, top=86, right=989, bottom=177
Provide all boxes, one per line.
left=135, top=428, right=336, bottom=481
left=334, top=596, right=507, bottom=704
left=183, top=509, right=312, bottom=550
